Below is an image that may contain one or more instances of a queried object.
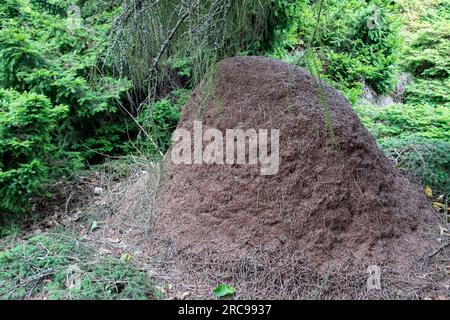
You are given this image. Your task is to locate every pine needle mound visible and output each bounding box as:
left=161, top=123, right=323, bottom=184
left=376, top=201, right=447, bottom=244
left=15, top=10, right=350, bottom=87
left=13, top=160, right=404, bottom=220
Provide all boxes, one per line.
left=155, top=56, right=444, bottom=299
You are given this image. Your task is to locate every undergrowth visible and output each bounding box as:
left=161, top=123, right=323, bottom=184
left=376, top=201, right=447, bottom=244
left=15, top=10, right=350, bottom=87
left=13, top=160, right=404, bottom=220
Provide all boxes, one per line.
left=278, top=0, right=401, bottom=103
left=354, top=103, right=450, bottom=196
left=0, top=232, right=158, bottom=300
left=0, top=0, right=133, bottom=217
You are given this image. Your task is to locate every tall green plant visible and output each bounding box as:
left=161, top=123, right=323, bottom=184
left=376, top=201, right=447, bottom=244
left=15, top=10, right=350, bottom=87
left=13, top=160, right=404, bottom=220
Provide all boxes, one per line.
left=0, top=89, right=68, bottom=215
left=0, top=0, right=135, bottom=217
left=0, top=0, right=132, bottom=161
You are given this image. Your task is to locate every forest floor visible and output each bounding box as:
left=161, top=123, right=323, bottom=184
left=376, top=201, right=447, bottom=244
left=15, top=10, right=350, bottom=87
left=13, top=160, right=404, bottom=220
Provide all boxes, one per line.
left=0, top=159, right=215, bottom=300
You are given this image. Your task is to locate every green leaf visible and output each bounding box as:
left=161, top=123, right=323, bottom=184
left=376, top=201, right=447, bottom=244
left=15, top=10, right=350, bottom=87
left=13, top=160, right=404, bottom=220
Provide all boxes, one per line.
left=213, top=284, right=235, bottom=298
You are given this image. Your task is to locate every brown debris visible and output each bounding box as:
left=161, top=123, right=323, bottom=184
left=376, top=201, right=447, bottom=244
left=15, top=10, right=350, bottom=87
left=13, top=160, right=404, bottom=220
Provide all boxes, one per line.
left=154, top=56, right=447, bottom=298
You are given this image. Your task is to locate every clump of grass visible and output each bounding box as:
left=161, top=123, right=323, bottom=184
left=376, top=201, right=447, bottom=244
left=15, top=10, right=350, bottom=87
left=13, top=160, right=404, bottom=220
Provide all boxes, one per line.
left=0, top=233, right=157, bottom=300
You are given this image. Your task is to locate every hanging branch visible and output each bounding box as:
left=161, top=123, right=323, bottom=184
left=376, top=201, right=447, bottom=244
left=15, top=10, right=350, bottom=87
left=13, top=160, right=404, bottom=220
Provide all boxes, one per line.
left=147, top=0, right=201, bottom=83
left=108, top=0, right=283, bottom=101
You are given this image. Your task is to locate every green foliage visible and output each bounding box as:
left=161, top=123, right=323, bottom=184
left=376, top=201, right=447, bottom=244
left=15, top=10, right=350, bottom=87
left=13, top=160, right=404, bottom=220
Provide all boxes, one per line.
left=0, top=233, right=156, bottom=299
left=405, top=78, right=450, bottom=107
left=354, top=103, right=450, bottom=141
left=213, top=284, right=236, bottom=298
left=280, top=0, right=401, bottom=99
left=137, top=89, right=191, bottom=155
left=403, top=20, right=450, bottom=106
left=0, top=0, right=135, bottom=215
left=322, top=0, right=401, bottom=96
left=29, top=0, right=73, bottom=15
left=268, top=0, right=304, bottom=57
left=0, top=0, right=132, bottom=160
left=352, top=1, right=450, bottom=195
left=404, top=24, right=450, bottom=79
left=0, top=89, right=68, bottom=215
left=354, top=103, right=450, bottom=195
left=396, top=0, right=448, bottom=35
left=169, top=56, right=192, bottom=79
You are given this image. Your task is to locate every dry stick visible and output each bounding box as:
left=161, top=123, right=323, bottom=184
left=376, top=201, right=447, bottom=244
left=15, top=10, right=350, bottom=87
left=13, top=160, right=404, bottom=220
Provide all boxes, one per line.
left=428, top=242, right=450, bottom=258
left=116, top=100, right=163, bottom=157
left=64, top=190, right=75, bottom=215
